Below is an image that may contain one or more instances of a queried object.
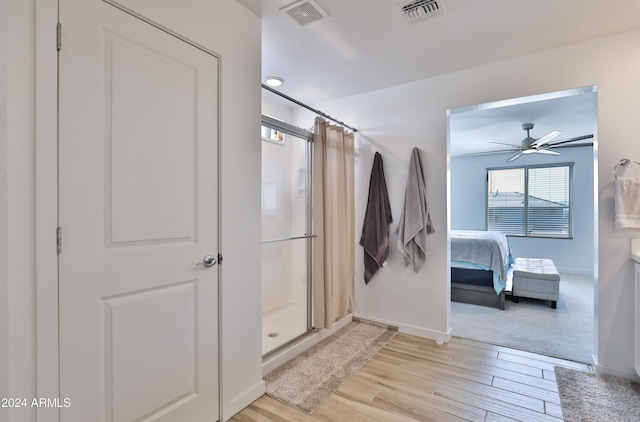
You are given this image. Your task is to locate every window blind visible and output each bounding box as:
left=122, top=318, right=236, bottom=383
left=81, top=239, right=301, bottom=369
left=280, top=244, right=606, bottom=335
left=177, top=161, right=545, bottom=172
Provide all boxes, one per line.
left=486, top=164, right=572, bottom=238
left=487, top=168, right=525, bottom=235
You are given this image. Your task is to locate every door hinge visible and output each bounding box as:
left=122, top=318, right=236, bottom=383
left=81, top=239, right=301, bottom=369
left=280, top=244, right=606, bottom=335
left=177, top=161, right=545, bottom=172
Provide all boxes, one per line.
left=56, top=227, right=62, bottom=255
left=56, top=23, right=62, bottom=51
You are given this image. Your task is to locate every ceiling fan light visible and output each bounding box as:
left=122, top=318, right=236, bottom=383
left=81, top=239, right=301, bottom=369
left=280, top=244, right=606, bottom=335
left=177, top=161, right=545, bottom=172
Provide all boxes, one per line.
left=522, top=149, right=536, bottom=154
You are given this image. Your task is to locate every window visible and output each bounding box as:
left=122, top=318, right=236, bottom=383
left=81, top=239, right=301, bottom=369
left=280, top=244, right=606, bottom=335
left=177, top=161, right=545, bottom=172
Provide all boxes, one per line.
left=486, top=164, right=572, bottom=238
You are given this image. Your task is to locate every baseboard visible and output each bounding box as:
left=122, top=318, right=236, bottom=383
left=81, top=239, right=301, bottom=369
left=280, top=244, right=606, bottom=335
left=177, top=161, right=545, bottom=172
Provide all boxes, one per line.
left=223, top=380, right=265, bottom=421
left=595, top=362, right=640, bottom=383
left=262, top=314, right=353, bottom=376
left=352, top=314, right=452, bottom=345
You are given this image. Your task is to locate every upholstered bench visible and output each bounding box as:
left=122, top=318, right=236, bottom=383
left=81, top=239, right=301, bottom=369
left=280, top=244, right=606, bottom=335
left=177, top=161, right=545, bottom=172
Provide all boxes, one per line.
left=511, top=258, right=561, bottom=309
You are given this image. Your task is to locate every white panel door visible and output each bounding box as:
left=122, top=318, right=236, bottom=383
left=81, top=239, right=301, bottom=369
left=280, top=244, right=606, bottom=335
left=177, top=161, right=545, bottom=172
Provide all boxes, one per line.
left=59, top=1, right=219, bottom=421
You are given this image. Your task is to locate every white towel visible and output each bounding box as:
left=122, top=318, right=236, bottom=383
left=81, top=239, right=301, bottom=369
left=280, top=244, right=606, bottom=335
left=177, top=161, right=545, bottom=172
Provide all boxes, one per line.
left=396, top=147, right=435, bottom=272
left=615, top=176, right=640, bottom=230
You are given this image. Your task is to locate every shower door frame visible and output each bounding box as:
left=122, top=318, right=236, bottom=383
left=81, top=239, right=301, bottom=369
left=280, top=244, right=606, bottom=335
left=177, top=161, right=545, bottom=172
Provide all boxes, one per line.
left=261, top=115, right=315, bottom=359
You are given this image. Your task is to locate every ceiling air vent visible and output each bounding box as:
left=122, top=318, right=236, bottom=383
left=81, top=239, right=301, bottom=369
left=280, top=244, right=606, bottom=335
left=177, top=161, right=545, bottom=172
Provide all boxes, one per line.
left=401, top=0, right=446, bottom=23
left=282, top=0, right=328, bottom=26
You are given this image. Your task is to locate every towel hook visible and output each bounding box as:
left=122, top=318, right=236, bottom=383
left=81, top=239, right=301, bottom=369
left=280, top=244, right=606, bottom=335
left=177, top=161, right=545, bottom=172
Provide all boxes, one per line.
left=613, top=158, right=640, bottom=179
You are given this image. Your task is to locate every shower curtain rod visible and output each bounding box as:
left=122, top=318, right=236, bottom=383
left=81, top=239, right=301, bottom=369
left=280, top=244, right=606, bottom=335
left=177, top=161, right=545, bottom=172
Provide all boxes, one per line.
left=261, top=84, right=358, bottom=133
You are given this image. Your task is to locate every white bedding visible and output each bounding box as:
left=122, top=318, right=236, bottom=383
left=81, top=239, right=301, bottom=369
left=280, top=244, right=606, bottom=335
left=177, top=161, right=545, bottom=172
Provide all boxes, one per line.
left=451, top=230, right=513, bottom=293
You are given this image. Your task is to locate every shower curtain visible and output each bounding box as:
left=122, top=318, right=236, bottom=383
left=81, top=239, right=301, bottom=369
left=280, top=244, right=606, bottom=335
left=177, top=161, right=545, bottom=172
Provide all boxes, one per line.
left=312, top=117, right=355, bottom=329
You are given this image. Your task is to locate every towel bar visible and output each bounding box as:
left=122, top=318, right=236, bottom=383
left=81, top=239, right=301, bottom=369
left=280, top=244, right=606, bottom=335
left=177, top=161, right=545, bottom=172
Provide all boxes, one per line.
left=613, top=158, right=640, bottom=179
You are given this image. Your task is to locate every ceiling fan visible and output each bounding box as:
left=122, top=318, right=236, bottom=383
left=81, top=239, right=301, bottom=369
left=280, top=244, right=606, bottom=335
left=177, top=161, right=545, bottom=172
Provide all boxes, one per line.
left=485, top=123, right=594, bottom=162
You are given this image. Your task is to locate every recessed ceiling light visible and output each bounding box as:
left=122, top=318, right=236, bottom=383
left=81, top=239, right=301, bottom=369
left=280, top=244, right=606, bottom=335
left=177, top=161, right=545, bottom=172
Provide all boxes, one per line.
left=265, top=76, right=284, bottom=87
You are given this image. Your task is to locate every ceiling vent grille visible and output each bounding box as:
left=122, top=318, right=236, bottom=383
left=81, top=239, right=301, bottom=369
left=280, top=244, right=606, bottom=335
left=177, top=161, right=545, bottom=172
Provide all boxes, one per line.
left=401, top=0, right=446, bottom=23
left=282, top=0, right=328, bottom=26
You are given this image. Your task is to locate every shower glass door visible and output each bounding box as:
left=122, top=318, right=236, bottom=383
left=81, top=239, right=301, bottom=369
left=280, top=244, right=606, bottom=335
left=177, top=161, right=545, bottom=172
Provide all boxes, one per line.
left=261, top=116, right=313, bottom=357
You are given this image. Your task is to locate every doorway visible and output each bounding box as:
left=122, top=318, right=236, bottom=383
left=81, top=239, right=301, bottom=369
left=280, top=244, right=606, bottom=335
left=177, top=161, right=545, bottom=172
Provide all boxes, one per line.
left=447, top=86, right=598, bottom=364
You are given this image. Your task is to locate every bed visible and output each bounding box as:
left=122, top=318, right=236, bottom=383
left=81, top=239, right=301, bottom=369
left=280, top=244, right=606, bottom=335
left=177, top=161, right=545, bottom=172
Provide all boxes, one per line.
left=451, top=230, right=514, bottom=310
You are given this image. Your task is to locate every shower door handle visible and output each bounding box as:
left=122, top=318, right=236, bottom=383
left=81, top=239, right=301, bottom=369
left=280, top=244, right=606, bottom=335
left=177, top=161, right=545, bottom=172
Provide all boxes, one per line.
left=198, top=255, right=217, bottom=268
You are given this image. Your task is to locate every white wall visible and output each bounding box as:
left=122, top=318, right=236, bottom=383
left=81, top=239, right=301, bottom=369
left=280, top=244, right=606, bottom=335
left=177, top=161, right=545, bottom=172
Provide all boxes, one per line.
left=3, top=1, right=264, bottom=422
left=451, top=146, right=595, bottom=275
left=319, top=28, right=640, bottom=380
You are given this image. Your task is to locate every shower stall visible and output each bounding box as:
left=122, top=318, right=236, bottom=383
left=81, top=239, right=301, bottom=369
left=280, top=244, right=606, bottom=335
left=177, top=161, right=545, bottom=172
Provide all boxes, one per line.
left=261, top=116, right=314, bottom=357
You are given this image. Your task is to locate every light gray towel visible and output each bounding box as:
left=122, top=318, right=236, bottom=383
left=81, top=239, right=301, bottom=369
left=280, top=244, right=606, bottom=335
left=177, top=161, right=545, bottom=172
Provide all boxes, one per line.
left=615, top=176, right=640, bottom=230
left=396, top=147, right=435, bottom=272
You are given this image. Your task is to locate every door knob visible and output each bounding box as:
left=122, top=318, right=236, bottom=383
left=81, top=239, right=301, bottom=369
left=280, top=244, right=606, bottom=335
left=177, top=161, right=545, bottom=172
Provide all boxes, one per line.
left=198, top=255, right=217, bottom=268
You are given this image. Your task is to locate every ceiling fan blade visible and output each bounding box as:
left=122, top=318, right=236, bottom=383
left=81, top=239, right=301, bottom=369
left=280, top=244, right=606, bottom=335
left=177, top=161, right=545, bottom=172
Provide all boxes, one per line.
left=461, top=148, right=519, bottom=157
left=490, top=141, right=522, bottom=148
left=549, top=142, right=593, bottom=149
left=547, top=134, right=594, bottom=147
left=531, top=130, right=561, bottom=147
left=535, top=149, right=561, bottom=156
left=506, top=152, right=522, bottom=162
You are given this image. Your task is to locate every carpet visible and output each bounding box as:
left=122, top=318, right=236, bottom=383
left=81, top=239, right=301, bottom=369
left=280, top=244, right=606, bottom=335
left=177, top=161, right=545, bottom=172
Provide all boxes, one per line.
left=556, top=366, right=640, bottom=421
left=451, top=273, right=594, bottom=363
left=264, top=319, right=397, bottom=413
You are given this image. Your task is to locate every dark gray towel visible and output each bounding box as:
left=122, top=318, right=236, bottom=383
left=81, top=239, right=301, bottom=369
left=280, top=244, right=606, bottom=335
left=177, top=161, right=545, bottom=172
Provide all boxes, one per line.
left=359, top=152, right=393, bottom=284
left=397, top=147, right=435, bottom=272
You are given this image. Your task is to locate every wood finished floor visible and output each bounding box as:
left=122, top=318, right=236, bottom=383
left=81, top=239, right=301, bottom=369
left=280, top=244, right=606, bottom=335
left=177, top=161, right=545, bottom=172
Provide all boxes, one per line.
left=230, top=334, right=592, bottom=422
